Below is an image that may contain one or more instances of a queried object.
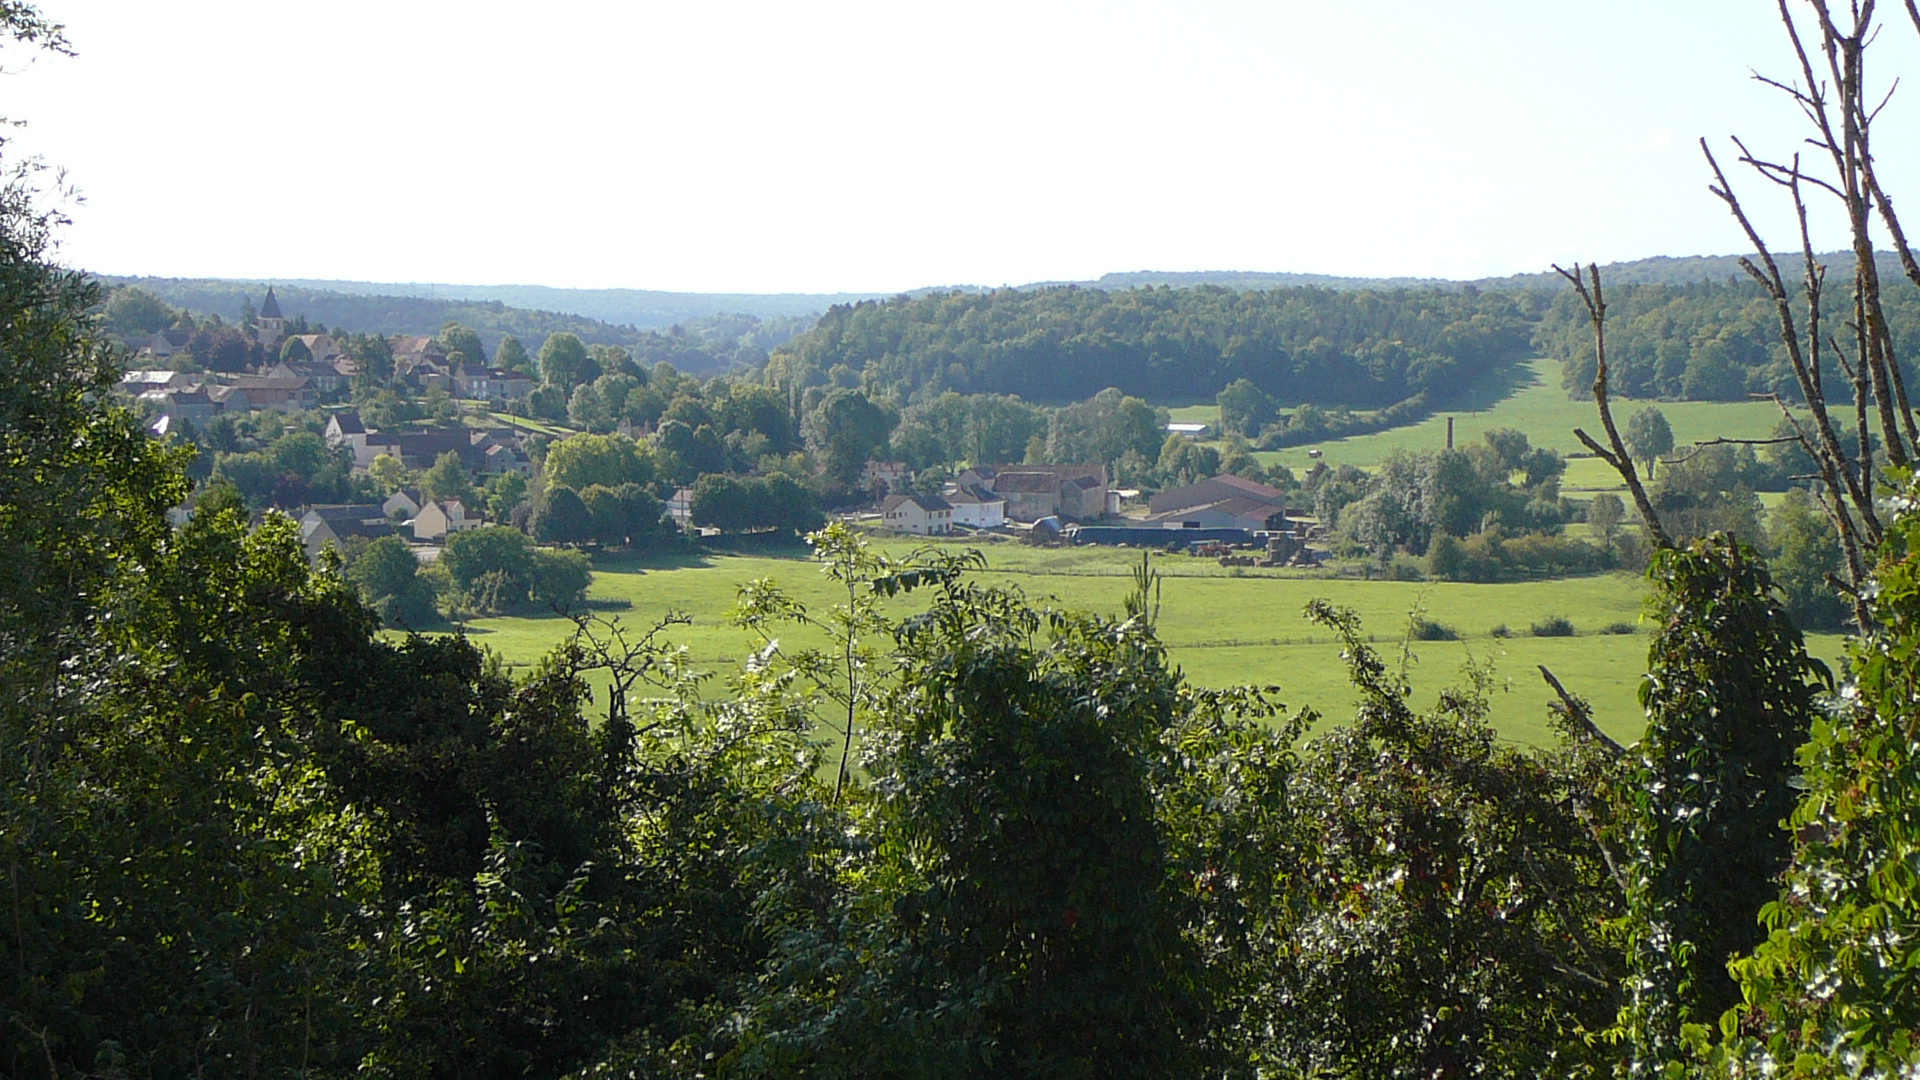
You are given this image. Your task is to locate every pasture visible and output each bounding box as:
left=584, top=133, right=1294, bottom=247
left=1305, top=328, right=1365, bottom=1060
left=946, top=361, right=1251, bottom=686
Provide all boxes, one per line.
left=458, top=537, right=1850, bottom=749
left=1179, top=356, right=1787, bottom=493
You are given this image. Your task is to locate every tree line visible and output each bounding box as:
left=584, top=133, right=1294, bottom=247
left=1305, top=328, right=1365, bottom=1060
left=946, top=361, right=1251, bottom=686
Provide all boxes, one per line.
left=765, top=284, right=1540, bottom=408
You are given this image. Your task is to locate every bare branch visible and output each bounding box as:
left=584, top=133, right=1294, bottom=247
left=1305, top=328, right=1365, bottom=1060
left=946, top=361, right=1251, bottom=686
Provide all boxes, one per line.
left=1553, top=262, right=1672, bottom=549
left=1539, top=664, right=1624, bottom=757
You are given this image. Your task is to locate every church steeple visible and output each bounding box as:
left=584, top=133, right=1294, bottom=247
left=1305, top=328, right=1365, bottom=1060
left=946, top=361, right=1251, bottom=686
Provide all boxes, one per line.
left=260, top=285, right=283, bottom=320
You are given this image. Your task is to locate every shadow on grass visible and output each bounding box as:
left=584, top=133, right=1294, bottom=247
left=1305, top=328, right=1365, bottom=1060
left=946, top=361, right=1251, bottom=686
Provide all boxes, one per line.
left=590, top=548, right=719, bottom=573
left=1434, top=353, right=1542, bottom=415
left=588, top=533, right=816, bottom=573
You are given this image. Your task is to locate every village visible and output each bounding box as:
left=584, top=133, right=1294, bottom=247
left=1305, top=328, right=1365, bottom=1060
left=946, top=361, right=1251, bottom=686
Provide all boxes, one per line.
left=118, top=285, right=1326, bottom=571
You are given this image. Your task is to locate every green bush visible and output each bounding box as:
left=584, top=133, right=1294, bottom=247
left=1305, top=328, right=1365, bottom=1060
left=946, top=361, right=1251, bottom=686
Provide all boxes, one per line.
left=1529, top=616, right=1575, bottom=638
left=1409, top=616, right=1458, bottom=641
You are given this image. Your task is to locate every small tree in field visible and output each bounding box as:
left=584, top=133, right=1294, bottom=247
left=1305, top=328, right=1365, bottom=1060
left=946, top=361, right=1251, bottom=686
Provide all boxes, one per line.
left=1588, top=492, right=1624, bottom=551
left=1624, top=407, right=1672, bottom=479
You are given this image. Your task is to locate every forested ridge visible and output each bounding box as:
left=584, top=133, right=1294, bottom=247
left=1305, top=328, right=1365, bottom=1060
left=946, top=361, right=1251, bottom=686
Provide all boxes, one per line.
left=766, top=284, right=1541, bottom=406
left=1534, top=274, right=1920, bottom=402
left=105, top=277, right=811, bottom=374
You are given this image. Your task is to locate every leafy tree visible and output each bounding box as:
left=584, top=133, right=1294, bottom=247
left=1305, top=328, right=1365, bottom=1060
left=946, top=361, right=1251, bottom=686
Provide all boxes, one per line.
left=279, top=334, right=313, bottom=362
left=855, top=583, right=1213, bottom=1078
left=544, top=432, right=652, bottom=491
left=494, top=333, right=532, bottom=374
left=576, top=482, right=670, bottom=549
left=532, top=486, right=593, bottom=546
left=482, top=470, right=528, bottom=522
left=1264, top=602, right=1624, bottom=1076
left=419, top=450, right=475, bottom=507
left=1766, top=488, right=1847, bottom=631
left=1618, top=537, right=1825, bottom=1071
left=1216, top=377, right=1275, bottom=437
left=103, top=284, right=172, bottom=335
left=690, top=473, right=753, bottom=531
left=437, top=322, right=487, bottom=367
left=581, top=484, right=630, bottom=547
left=568, top=381, right=615, bottom=432
left=369, top=452, right=412, bottom=494
left=538, top=331, right=597, bottom=393
left=717, top=382, right=796, bottom=451
left=347, top=331, right=396, bottom=386
left=346, top=533, right=440, bottom=626
left=1588, top=492, right=1625, bottom=550
left=1625, top=406, right=1674, bottom=479
left=805, top=388, right=898, bottom=485
left=1722, top=477, right=1920, bottom=1071
left=442, top=524, right=535, bottom=596
left=529, top=547, right=592, bottom=606
left=189, top=324, right=262, bottom=372
left=1157, top=433, right=1220, bottom=486
left=1046, top=387, right=1166, bottom=466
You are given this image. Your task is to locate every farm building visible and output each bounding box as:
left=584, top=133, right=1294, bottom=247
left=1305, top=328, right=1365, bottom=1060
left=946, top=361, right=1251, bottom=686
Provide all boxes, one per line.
left=1067, top=526, right=1255, bottom=548
left=881, top=493, right=955, bottom=535
left=1148, top=474, right=1287, bottom=517
left=942, top=483, right=1006, bottom=528
left=956, top=464, right=1109, bottom=522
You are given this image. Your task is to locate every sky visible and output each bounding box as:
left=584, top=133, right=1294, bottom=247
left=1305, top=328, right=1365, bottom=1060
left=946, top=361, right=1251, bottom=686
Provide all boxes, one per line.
left=6, top=0, right=1919, bottom=294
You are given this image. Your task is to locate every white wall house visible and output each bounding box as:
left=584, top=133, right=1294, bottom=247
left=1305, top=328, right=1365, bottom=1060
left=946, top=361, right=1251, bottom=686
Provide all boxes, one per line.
left=942, top=483, right=1006, bottom=529
left=412, top=500, right=482, bottom=542
left=881, top=493, right=954, bottom=535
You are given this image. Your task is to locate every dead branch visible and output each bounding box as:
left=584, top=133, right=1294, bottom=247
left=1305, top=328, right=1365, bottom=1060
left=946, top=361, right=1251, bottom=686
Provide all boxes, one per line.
left=1553, top=262, right=1672, bottom=549
left=1539, top=664, right=1624, bottom=758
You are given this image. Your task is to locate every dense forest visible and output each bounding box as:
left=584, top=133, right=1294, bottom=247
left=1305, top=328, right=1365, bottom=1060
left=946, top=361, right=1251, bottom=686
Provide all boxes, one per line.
left=765, top=284, right=1541, bottom=407
left=1533, top=266, right=1920, bottom=402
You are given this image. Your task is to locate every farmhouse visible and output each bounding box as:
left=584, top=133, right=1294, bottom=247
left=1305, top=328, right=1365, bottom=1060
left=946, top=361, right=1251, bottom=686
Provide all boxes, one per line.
left=207, top=373, right=316, bottom=412
left=667, top=487, right=694, bottom=526
left=299, top=504, right=393, bottom=560
left=382, top=488, right=425, bottom=519
left=130, top=329, right=193, bottom=359
left=412, top=499, right=482, bottom=542
left=862, top=461, right=911, bottom=497
left=958, top=464, right=1109, bottom=523
left=942, top=483, right=1006, bottom=529
left=881, top=493, right=954, bottom=535
left=138, top=387, right=217, bottom=426
left=453, top=366, right=533, bottom=401
left=324, top=411, right=368, bottom=452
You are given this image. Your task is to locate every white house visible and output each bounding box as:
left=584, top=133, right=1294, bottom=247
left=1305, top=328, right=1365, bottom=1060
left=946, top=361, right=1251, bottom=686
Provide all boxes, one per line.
left=881, top=493, right=954, bottom=535
left=942, top=483, right=1006, bottom=529
left=299, top=504, right=392, bottom=560
left=412, top=499, right=482, bottom=542
left=382, top=488, right=424, bottom=520
left=667, top=487, right=694, bottom=526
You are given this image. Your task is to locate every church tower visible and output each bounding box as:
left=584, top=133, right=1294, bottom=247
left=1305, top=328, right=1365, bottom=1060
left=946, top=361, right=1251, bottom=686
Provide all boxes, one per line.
left=257, top=285, right=286, bottom=344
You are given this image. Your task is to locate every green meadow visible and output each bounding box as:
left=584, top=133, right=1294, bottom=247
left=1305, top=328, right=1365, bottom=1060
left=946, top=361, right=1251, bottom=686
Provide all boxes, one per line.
left=459, top=538, right=1851, bottom=749
left=1176, top=356, right=1786, bottom=491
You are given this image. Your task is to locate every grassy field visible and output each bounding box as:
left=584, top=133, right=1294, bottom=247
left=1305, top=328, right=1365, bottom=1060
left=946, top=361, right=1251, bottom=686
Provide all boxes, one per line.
left=1176, top=357, right=1786, bottom=490
left=459, top=537, right=1850, bottom=749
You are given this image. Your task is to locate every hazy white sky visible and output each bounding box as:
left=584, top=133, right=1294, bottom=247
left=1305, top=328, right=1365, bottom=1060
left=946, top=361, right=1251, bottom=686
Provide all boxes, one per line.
left=7, top=1, right=1917, bottom=293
